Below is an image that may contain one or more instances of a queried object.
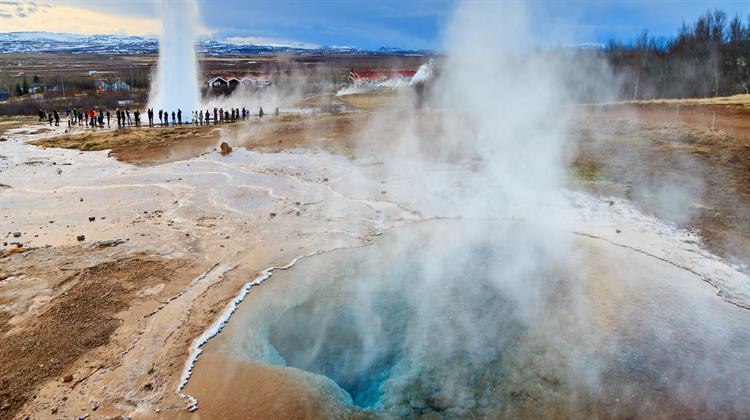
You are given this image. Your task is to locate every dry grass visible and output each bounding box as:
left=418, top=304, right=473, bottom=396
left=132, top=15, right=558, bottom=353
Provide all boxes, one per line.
left=336, top=90, right=402, bottom=110
left=571, top=112, right=750, bottom=264
left=618, top=93, right=750, bottom=108
left=31, top=125, right=222, bottom=165
left=0, top=116, right=36, bottom=138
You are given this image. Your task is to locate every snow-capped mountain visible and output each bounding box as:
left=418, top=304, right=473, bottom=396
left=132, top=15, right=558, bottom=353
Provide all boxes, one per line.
left=0, top=31, right=429, bottom=56
left=0, top=32, right=157, bottom=54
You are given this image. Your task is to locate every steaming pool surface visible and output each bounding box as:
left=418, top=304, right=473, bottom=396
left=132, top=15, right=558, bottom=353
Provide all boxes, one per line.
left=196, top=220, right=750, bottom=417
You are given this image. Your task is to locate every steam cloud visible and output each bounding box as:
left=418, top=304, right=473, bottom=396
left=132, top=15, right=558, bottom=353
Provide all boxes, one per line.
left=200, top=1, right=750, bottom=417
left=148, top=0, right=200, bottom=114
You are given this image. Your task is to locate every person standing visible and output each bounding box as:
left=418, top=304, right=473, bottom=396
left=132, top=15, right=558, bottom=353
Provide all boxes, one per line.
left=134, top=110, right=140, bottom=127
left=259, top=107, right=264, bottom=118
left=177, top=109, right=182, bottom=125
left=106, top=110, right=111, bottom=128
left=126, top=108, right=132, bottom=126
left=53, top=110, right=60, bottom=127
left=158, top=109, right=163, bottom=126
left=171, top=111, right=176, bottom=126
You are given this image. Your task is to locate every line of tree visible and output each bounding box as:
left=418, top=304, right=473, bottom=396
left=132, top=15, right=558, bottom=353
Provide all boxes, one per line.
left=606, top=9, right=750, bottom=99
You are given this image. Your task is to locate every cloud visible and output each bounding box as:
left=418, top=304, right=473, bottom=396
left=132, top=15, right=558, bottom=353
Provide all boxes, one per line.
left=0, top=1, right=161, bottom=36
left=225, top=36, right=319, bottom=49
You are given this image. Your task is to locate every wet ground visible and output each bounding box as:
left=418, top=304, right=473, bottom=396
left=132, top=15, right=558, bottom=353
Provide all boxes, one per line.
left=0, top=119, right=416, bottom=418
left=189, top=220, right=750, bottom=418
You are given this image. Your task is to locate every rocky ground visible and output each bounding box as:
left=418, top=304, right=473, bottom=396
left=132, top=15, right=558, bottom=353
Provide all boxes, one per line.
left=0, top=109, right=417, bottom=418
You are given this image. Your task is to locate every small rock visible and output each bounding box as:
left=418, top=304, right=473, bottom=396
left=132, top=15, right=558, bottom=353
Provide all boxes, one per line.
left=143, top=382, right=153, bottom=391
left=91, top=402, right=98, bottom=411
left=50, top=407, right=58, bottom=414
left=269, top=212, right=276, bottom=218
left=96, top=238, right=125, bottom=248
left=616, top=229, right=621, bottom=234
left=323, top=178, right=328, bottom=182
left=219, top=142, right=232, bottom=155
left=80, top=197, right=83, bottom=202
left=63, top=373, right=73, bottom=382
left=88, top=217, right=95, bottom=222
left=76, top=235, right=85, bottom=242
left=12, top=232, right=21, bottom=238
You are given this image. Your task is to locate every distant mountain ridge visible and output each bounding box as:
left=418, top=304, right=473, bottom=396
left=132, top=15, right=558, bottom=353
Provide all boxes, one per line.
left=0, top=31, right=430, bottom=56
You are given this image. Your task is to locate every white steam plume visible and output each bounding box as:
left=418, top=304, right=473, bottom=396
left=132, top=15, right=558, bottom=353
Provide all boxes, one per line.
left=149, top=0, right=200, bottom=114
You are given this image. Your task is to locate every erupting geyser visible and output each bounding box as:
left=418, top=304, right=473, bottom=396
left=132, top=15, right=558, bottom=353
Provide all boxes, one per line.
left=149, top=0, right=200, bottom=113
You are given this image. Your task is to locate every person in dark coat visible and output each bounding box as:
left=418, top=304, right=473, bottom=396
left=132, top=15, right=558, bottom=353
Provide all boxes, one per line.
left=177, top=109, right=182, bottom=125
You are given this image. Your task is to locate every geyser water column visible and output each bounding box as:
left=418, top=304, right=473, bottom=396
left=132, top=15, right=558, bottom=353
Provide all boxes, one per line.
left=149, top=0, right=200, bottom=113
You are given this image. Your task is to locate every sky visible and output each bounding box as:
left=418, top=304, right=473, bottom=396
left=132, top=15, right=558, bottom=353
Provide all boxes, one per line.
left=0, top=1, right=748, bottom=50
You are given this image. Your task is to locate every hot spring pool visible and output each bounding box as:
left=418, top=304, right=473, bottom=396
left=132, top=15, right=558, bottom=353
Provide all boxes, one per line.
left=189, top=220, right=750, bottom=418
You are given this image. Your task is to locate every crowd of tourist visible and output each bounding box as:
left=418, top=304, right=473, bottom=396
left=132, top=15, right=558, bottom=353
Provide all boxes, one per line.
left=37, top=106, right=279, bottom=129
